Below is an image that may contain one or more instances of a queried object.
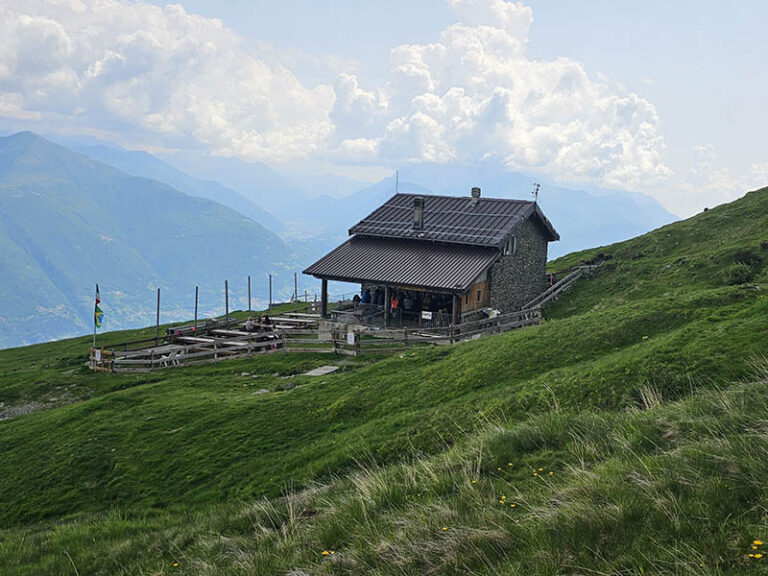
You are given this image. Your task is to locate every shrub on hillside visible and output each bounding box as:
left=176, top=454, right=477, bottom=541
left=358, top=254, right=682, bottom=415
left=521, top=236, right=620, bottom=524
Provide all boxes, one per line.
left=732, top=248, right=763, bottom=267
left=723, top=262, right=755, bottom=285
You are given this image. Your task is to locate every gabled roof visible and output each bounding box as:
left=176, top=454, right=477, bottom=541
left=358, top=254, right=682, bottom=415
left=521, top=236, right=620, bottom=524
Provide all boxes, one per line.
left=303, top=236, right=499, bottom=292
left=348, top=193, right=559, bottom=248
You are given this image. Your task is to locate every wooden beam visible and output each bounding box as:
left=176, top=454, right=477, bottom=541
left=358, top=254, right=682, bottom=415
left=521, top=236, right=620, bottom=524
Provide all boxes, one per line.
left=452, top=293, right=461, bottom=326
left=321, top=278, right=328, bottom=318
left=384, top=285, right=391, bottom=326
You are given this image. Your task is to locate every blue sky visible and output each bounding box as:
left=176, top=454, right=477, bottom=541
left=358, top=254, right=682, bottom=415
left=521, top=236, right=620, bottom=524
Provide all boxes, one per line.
left=1, top=0, right=766, bottom=216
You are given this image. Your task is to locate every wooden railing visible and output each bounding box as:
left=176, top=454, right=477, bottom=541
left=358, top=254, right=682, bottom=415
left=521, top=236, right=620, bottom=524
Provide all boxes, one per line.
left=522, top=264, right=600, bottom=310
left=109, top=332, right=283, bottom=373
left=89, top=295, right=550, bottom=372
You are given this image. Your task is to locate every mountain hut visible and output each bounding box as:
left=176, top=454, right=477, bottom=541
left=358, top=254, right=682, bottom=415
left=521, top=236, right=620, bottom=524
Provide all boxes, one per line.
left=303, top=187, right=559, bottom=326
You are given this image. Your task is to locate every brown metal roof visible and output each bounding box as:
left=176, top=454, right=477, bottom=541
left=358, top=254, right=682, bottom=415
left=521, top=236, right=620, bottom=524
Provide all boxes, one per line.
left=303, top=236, right=499, bottom=292
left=348, top=193, right=559, bottom=247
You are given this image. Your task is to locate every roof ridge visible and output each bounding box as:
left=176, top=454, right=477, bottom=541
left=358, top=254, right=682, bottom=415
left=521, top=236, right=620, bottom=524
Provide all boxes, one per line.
left=393, top=192, right=534, bottom=204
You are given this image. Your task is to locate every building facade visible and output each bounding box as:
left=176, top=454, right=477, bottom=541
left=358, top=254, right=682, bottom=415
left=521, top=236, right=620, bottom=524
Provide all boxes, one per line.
left=304, top=188, right=559, bottom=325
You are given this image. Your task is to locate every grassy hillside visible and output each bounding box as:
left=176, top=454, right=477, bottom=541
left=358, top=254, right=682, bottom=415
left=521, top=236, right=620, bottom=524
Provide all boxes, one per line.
left=0, top=187, right=766, bottom=574
left=5, top=364, right=766, bottom=574
left=0, top=132, right=297, bottom=348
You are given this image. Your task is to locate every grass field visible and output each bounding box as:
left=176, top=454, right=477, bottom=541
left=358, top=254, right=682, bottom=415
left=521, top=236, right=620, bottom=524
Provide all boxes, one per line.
left=0, top=187, right=766, bottom=574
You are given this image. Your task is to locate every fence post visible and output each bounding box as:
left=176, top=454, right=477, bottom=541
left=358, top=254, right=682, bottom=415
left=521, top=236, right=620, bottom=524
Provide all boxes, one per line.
left=194, top=285, right=199, bottom=333
left=155, top=288, right=161, bottom=346
left=225, top=280, right=229, bottom=325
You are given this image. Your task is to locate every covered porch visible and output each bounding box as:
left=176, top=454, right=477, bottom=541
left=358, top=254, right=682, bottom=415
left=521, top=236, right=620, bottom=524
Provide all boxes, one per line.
left=305, top=236, right=498, bottom=327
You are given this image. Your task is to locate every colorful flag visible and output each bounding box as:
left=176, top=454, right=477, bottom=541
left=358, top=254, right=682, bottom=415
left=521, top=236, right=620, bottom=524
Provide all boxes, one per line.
left=94, top=284, right=104, bottom=328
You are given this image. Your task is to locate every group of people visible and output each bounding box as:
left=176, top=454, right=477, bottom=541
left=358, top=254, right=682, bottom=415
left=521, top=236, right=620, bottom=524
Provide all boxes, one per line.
left=352, top=287, right=452, bottom=325
left=244, top=315, right=272, bottom=332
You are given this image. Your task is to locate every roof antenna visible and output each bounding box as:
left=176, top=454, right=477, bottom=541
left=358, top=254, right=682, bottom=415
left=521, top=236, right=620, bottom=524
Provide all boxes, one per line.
left=532, top=182, right=540, bottom=204
left=395, top=170, right=399, bottom=195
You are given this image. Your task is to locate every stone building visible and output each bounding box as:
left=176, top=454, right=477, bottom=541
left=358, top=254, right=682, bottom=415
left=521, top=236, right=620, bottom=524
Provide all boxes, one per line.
left=303, top=187, right=559, bottom=325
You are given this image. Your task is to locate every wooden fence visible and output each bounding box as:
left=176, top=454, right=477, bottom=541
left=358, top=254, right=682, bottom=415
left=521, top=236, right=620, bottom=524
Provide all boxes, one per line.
left=89, top=306, right=542, bottom=373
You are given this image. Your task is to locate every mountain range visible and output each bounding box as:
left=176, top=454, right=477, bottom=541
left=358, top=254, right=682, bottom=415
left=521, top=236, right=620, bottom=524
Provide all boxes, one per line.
left=0, top=131, right=679, bottom=348
left=0, top=132, right=300, bottom=349
left=72, top=141, right=678, bottom=258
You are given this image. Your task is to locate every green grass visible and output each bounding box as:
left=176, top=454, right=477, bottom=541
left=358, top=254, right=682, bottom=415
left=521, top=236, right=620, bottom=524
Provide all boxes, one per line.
left=3, top=362, right=768, bottom=574
left=0, top=187, right=767, bottom=574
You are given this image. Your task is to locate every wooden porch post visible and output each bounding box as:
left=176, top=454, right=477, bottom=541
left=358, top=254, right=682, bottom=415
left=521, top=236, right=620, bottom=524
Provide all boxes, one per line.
left=321, top=278, right=328, bottom=318
left=384, top=285, right=391, bottom=327
left=452, top=293, right=461, bottom=326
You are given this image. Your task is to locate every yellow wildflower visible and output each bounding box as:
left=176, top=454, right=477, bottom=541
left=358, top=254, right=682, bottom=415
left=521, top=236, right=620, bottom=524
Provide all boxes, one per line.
left=441, top=526, right=448, bottom=531
left=533, top=472, right=538, bottom=477
left=754, top=540, right=764, bottom=546
left=538, top=468, right=544, bottom=471
left=172, top=562, right=179, bottom=567
left=755, top=553, right=764, bottom=559
left=508, top=462, right=513, bottom=466
left=321, top=550, right=330, bottom=556
left=549, top=471, right=554, bottom=475
left=509, top=503, right=516, bottom=508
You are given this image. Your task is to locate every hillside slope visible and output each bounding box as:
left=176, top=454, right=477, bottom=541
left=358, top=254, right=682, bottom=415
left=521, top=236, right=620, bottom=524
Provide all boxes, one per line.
left=0, top=132, right=297, bottom=348
left=63, top=141, right=286, bottom=234
left=0, top=187, right=766, bottom=574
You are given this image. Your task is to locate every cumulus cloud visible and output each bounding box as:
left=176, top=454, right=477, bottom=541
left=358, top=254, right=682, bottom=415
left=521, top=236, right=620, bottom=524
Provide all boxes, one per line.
left=0, top=0, right=672, bottom=191
left=331, top=0, right=671, bottom=190
left=0, top=0, right=333, bottom=162
left=677, top=144, right=768, bottom=212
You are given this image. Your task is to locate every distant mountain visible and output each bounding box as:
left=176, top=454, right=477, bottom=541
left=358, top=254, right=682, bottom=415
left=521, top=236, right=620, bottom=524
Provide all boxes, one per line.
left=56, top=140, right=286, bottom=234
left=100, top=144, right=677, bottom=268
left=281, top=164, right=678, bottom=259
left=0, top=132, right=303, bottom=349
left=157, top=151, right=370, bottom=234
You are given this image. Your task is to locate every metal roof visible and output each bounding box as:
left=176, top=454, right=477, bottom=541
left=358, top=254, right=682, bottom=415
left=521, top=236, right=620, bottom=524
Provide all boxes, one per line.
left=348, top=193, right=559, bottom=248
left=303, top=236, right=499, bottom=292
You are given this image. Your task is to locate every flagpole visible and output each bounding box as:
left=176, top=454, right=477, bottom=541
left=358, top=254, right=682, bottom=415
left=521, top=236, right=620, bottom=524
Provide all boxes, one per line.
left=93, top=283, right=98, bottom=350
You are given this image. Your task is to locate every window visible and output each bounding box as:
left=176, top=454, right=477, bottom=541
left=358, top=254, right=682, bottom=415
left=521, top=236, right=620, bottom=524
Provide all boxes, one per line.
left=464, top=294, right=468, bottom=305
left=503, top=235, right=517, bottom=256
left=477, top=289, right=481, bottom=302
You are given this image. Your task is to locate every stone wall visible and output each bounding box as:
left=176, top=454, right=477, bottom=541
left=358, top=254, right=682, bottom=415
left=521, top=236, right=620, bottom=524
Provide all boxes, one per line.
left=488, top=217, right=549, bottom=312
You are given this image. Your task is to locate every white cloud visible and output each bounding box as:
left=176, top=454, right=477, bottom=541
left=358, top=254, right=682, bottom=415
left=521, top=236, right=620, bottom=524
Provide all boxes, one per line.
left=0, top=0, right=672, bottom=192
left=0, top=0, right=333, bottom=162
left=667, top=144, right=768, bottom=216
left=331, top=0, right=672, bottom=192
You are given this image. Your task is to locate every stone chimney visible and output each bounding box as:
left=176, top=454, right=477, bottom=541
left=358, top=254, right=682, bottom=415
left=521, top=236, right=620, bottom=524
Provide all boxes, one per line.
left=413, top=196, right=425, bottom=229
left=470, top=186, right=481, bottom=204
